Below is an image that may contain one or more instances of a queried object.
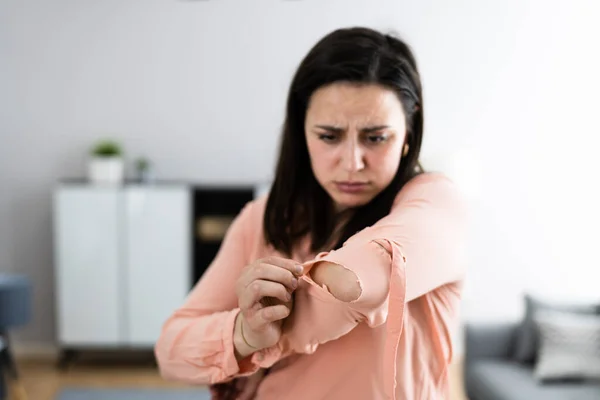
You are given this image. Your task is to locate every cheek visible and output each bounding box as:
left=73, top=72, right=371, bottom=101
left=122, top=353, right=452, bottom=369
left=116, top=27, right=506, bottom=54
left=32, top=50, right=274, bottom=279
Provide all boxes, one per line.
left=307, top=141, right=336, bottom=176
left=370, top=147, right=402, bottom=182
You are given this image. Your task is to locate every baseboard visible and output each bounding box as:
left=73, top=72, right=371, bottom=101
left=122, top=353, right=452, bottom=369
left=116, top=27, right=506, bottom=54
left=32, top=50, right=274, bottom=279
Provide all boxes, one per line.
left=13, top=342, right=59, bottom=360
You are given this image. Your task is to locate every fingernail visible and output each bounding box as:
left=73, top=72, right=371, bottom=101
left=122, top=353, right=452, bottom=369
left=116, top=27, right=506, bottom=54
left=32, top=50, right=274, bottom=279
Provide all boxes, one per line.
left=291, top=278, right=298, bottom=289
left=295, top=264, right=304, bottom=274
left=286, top=292, right=292, bottom=301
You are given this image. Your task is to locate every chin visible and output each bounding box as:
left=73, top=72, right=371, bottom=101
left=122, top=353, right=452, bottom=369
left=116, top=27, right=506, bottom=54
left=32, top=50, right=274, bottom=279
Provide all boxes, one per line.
left=331, top=193, right=373, bottom=210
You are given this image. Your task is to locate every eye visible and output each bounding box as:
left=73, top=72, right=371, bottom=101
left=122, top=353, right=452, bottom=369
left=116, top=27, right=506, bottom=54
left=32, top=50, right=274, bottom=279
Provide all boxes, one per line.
left=318, top=133, right=339, bottom=143
left=365, top=134, right=388, bottom=144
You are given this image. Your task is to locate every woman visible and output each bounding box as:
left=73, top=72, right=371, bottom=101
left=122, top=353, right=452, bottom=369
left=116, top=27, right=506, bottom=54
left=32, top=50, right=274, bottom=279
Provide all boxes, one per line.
left=155, top=27, right=467, bottom=400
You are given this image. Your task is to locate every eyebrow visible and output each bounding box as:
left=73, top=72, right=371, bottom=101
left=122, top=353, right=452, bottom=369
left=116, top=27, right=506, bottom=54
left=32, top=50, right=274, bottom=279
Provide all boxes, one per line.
left=314, top=125, right=390, bottom=133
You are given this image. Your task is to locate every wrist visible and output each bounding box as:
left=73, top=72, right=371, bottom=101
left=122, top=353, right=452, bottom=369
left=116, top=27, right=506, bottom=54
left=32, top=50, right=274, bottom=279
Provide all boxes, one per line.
left=233, top=312, right=258, bottom=361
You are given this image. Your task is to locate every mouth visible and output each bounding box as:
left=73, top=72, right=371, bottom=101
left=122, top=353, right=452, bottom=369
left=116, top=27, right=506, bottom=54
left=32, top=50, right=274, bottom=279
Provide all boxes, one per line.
left=334, top=181, right=369, bottom=193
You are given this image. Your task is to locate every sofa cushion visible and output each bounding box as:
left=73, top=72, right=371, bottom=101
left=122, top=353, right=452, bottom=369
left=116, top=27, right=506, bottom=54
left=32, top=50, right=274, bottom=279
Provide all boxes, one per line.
left=513, top=294, right=599, bottom=363
left=534, top=311, right=600, bottom=381
left=466, top=360, right=600, bottom=400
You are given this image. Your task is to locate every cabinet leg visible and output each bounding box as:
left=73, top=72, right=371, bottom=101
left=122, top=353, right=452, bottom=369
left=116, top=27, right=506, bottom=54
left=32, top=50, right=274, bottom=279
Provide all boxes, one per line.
left=57, top=348, right=78, bottom=371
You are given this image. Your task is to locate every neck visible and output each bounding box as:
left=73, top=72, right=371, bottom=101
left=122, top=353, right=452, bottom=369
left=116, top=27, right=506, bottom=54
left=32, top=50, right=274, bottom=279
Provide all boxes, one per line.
left=322, top=208, right=354, bottom=250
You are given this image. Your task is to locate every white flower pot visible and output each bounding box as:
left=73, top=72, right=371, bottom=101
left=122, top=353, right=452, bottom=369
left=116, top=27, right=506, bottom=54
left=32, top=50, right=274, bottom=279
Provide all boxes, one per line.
left=88, top=157, right=124, bottom=185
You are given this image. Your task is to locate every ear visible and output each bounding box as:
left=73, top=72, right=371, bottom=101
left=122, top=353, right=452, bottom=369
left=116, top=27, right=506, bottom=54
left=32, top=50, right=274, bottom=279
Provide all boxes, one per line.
left=402, top=143, right=409, bottom=157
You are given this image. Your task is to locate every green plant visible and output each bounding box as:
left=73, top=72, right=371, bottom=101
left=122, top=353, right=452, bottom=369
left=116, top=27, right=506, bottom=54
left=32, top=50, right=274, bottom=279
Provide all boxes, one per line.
left=135, top=157, right=150, bottom=171
left=91, top=140, right=123, bottom=157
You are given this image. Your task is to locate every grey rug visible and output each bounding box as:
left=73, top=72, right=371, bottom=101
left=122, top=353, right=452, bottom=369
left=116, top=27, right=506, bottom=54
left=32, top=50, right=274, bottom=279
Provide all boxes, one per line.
left=56, top=388, right=211, bottom=400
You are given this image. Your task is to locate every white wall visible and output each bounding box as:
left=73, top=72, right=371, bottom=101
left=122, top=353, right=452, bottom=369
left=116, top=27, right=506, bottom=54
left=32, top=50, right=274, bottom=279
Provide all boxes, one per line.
left=1, top=0, right=600, bottom=349
left=455, top=0, right=600, bottom=319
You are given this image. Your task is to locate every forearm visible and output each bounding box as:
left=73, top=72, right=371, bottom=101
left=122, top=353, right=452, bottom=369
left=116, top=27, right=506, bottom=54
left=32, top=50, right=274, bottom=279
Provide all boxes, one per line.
left=155, top=309, right=261, bottom=385
left=310, top=261, right=362, bottom=302
left=272, top=240, right=394, bottom=357
left=309, top=239, right=392, bottom=309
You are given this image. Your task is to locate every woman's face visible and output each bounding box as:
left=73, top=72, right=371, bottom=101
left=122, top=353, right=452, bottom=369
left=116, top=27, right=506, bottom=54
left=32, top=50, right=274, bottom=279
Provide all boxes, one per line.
left=305, top=82, right=407, bottom=212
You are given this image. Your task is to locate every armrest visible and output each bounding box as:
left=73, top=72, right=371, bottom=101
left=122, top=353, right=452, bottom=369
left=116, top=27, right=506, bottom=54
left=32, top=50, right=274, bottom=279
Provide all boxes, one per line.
left=464, top=322, right=519, bottom=364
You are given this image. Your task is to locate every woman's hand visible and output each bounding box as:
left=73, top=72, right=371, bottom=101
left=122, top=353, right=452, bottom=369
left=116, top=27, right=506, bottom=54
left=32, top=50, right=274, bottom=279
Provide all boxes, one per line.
left=233, top=257, right=303, bottom=359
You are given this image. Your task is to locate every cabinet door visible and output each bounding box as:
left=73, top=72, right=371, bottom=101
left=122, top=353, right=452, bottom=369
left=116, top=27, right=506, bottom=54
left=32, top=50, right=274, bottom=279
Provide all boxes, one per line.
left=54, top=187, right=123, bottom=345
left=124, top=186, right=190, bottom=346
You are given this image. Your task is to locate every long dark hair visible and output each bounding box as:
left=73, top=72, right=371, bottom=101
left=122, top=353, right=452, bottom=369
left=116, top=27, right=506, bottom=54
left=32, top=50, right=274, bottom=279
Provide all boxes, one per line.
left=264, top=27, right=425, bottom=257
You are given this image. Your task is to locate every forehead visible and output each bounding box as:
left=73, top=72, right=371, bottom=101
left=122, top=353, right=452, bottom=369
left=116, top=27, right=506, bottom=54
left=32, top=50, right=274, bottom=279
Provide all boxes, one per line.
left=306, top=82, right=405, bottom=125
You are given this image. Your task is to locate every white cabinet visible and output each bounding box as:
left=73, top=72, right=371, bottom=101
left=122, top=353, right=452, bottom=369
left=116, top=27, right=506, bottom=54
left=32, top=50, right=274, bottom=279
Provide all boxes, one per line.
left=54, top=184, right=191, bottom=349
left=54, top=188, right=122, bottom=345
left=124, top=187, right=190, bottom=346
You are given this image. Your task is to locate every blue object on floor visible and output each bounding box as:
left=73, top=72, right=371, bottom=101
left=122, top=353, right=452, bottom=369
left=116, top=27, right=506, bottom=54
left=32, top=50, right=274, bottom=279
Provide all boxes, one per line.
left=55, top=388, right=212, bottom=400
left=0, top=274, right=32, bottom=327
left=0, top=274, right=32, bottom=400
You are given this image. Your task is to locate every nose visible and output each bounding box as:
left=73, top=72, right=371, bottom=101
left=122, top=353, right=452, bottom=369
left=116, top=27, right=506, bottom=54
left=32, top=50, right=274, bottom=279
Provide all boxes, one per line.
left=342, top=139, right=365, bottom=172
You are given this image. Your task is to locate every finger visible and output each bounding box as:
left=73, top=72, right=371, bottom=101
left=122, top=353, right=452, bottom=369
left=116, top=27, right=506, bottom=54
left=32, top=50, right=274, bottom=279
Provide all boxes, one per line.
left=260, top=296, right=280, bottom=308
left=261, top=256, right=304, bottom=276
left=251, top=262, right=298, bottom=290
left=236, top=257, right=302, bottom=297
left=247, top=305, right=290, bottom=328
left=239, top=280, right=291, bottom=310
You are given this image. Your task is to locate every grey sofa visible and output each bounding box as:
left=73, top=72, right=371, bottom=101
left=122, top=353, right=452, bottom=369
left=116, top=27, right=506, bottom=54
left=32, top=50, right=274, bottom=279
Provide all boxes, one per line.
left=464, top=322, right=600, bottom=400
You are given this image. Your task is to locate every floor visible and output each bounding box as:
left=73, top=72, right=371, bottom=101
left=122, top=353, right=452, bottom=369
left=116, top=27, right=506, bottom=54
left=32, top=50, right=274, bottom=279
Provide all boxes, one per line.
left=13, top=355, right=468, bottom=400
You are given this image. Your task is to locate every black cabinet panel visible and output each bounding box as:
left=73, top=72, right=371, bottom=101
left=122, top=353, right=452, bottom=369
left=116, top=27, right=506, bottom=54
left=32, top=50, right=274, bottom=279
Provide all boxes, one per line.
left=191, top=187, right=255, bottom=286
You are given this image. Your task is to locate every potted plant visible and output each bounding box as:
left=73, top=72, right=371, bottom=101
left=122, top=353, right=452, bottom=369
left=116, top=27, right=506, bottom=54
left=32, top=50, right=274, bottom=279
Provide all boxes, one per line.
left=88, top=139, right=125, bottom=185
left=134, top=157, right=154, bottom=184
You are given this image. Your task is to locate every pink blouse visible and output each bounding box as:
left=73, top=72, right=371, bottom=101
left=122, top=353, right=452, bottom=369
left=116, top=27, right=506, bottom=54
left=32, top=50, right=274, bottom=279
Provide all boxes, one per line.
left=154, top=172, right=468, bottom=400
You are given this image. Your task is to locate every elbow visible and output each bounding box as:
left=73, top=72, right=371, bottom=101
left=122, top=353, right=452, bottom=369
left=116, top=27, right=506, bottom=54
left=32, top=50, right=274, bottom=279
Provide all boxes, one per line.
left=155, top=358, right=178, bottom=383
left=154, top=338, right=212, bottom=385
left=154, top=320, right=191, bottom=383
left=310, top=261, right=362, bottom=302
left=153, top=315, right=227, bottom=386
left=329, top=273, right=362, bottom=302
left=154, top=331, right=175, bottom=380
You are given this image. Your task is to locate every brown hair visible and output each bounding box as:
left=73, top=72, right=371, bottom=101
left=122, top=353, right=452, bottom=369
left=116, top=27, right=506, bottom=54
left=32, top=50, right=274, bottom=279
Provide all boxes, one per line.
left=264, top=27, right=424, bottom=257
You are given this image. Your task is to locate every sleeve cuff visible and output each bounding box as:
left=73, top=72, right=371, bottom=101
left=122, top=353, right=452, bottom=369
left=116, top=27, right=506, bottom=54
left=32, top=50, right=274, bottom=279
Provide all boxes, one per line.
left=220, top=308, right=261, bottom=379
